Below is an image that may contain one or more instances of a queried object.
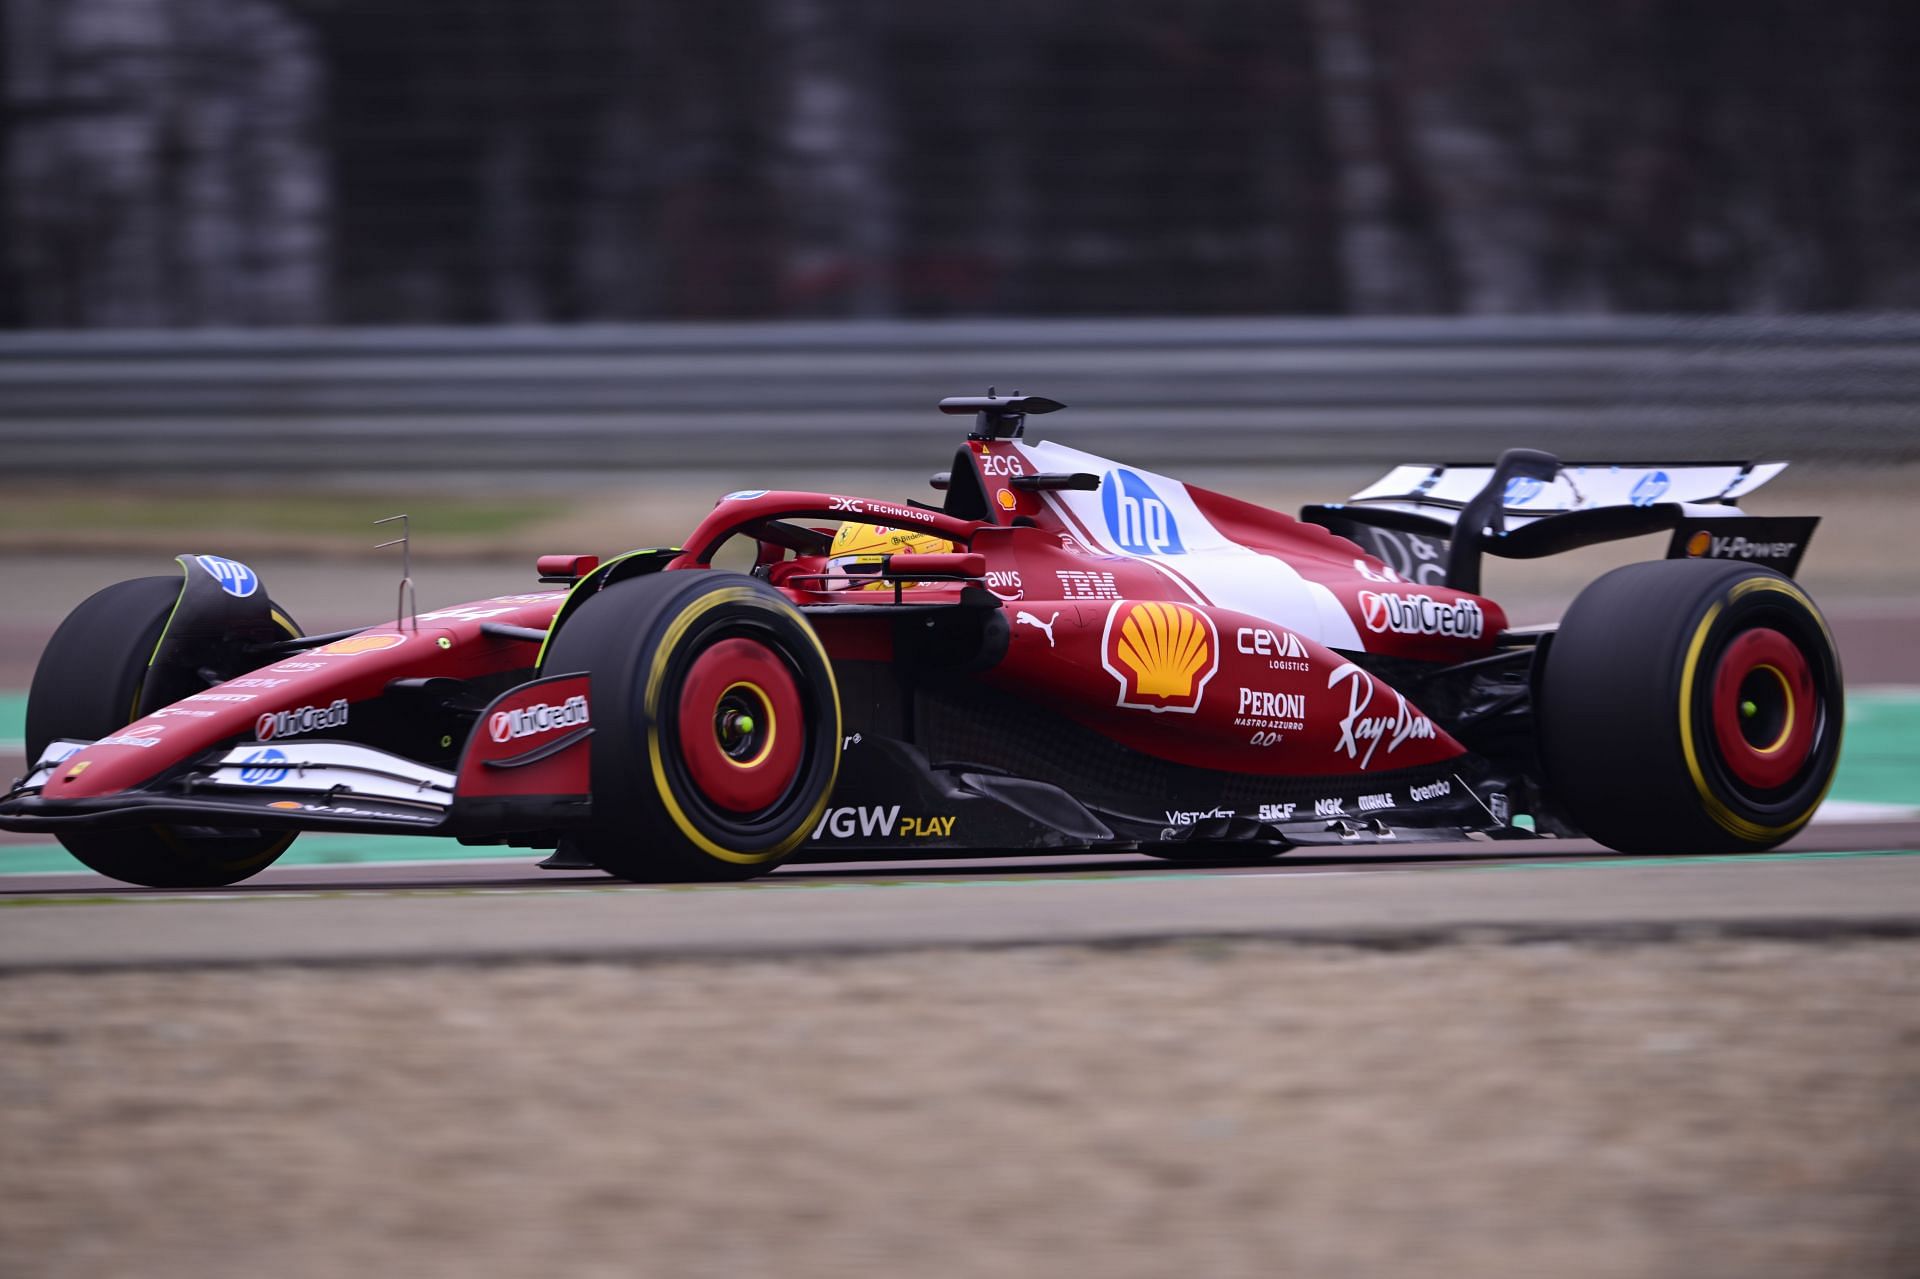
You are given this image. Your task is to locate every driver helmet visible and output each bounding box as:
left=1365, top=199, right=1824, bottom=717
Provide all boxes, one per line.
left=824, top=522, right=953, bottom=590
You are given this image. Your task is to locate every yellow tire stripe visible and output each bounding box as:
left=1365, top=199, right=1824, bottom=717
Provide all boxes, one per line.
left=1749, top=664, right=1794, bottom=754
left=134, top=560, right=194, bottom=720
left=644, top=586, right=840, bottom=866
left=1677, top=579, right=1837, bottom=843
left=533, top=548, right=681, bottom=670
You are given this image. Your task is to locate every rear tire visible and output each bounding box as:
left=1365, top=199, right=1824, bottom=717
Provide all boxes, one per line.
left=1538, top=561, right=1842, bottom=854
left=27, top=576, right=298, bottom=887
left=542, top=572, right=840, bottom=882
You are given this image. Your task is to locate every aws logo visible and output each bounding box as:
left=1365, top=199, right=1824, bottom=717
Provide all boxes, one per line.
left=1101, top=468, right=1185, bottom=554
left=1102, top=601, right=1218, bottom=713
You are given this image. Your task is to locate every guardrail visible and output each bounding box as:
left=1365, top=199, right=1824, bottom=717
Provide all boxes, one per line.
left=3, top=315, right=1917, bottom=475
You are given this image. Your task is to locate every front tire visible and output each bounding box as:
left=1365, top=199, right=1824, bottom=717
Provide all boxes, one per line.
left=1538, top=561, right=1843, bottom=854
left=542, top=572, right=841, bottom=882
left=26, top=576, right=299, bottom=887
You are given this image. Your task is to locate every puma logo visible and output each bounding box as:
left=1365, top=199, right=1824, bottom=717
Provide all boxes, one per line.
left=1016, top=610, right=1058, bottom=647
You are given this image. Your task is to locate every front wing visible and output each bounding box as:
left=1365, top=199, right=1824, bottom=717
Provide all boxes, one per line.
left=0, top=673, right=596, bottom=845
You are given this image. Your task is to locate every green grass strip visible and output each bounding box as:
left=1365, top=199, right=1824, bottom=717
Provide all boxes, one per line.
left=1465, top=847, right=1920, bottom=872
left=1829, top=690, right=1920, bottom=807
left=0, top=493, right=558, bottom=540
left=0, top=834, right=526, bottom=876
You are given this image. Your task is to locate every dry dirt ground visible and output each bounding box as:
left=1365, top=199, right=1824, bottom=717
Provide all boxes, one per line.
left=2, top=468, right=1915, bottom=1276
left=2, top=938, right=1915, bottom=1279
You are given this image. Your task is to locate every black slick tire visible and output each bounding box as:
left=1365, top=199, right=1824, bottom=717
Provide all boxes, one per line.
left=541, top=572, right=841, bottom=882
left=1538, top=560, right=1842, bottom=854
left=26, top=576, right=299, bottom=887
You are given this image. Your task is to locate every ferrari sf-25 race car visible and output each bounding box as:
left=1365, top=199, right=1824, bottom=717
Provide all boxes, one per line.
left=3, top=392, right=1843, bottom=887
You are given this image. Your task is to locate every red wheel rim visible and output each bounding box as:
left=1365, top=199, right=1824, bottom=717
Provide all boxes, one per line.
left=1710, top=627, right=1817, bottom=790
left=676, top=638, right=805, bottom=813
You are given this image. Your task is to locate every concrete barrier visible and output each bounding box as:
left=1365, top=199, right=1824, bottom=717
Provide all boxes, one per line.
left=4, top=315, right=1917, bottom=475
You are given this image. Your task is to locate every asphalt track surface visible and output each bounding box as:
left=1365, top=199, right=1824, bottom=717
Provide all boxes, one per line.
left=4, top=819, right=1918, bottom=970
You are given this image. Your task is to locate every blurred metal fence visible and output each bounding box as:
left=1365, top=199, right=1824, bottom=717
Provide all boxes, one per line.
left=3, top=316, right=1917, bottom=477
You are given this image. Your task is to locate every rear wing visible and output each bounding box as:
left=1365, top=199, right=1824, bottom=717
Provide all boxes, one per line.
left=1301, top=454, right=1817, bottom=593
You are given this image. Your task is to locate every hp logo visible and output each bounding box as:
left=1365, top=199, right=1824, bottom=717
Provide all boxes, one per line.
left=239, top=748, right=289, bottom=785
left=195, top=555, right=259, bottom=598
left=1503, top=476, right=1543, bottom=506
left=1101, top=469, right=1185, bottom=555
left=1629, top=471, right=1671, bottom=507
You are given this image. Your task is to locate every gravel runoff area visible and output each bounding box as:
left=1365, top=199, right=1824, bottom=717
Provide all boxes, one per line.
left=2, top=938, right=1915, bottom=1279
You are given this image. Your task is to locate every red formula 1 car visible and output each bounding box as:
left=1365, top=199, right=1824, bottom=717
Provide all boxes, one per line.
left=3, top=393, right=1843, bottom=886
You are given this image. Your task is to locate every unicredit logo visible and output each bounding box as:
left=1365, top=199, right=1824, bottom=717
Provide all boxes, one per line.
left=489, top=695, right=590, bottom=744
left=1358, top=591, right=1484, bottom=639
left=256, top=699, right=349, bottom=741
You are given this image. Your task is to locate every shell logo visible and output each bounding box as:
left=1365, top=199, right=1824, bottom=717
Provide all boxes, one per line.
left=1686, top=530, right=1712, bottom=557
left=995, top=489, right=1018, bottom=511
left=315, top=632, right=408, bottom=656
left=1101, top=600, right=1219, bottom=713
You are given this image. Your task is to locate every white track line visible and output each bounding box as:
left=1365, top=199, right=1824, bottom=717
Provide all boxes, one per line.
left=1815, top=799, right=1920, bottom=822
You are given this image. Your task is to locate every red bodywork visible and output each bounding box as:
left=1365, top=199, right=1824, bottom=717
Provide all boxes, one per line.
left=666, top=438, right=1504, bottom=779
left=49, top=596, right=566, bottom=802
left=32, top=436, right=1506, bottom=828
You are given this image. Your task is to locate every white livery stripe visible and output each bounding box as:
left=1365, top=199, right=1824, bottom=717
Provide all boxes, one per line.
left=1024, top=440, right=1365, bottom=651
